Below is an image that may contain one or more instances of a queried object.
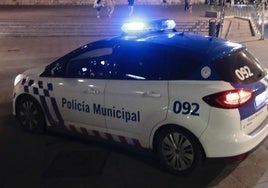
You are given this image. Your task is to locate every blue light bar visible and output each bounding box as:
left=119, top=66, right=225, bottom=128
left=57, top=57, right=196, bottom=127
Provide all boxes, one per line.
left=121, top=19, right=176, bottom=35
left=121, top=21, right=148, bottom=33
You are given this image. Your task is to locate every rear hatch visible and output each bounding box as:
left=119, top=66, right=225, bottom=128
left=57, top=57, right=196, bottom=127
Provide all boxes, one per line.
left=212, top=48, right=268, bottom=135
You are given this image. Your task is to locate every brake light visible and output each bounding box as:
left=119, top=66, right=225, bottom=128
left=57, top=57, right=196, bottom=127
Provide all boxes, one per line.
left=203, top=89, right=254, bottom=109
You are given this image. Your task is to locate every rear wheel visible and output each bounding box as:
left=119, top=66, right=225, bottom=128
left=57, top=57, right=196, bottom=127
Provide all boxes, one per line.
left=16, top=96, right=46, bottom=134
left=155, top=126, right=202, bottom=175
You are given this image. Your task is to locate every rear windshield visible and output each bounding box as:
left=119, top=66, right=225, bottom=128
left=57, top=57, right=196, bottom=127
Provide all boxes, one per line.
left=212, top=49, right=266, bottom=84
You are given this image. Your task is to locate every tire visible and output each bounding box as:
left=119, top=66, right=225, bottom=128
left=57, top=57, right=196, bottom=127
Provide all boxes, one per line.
left=155, top=126, right=202, bottom=175
left=16, top=95, right=46, bottom=134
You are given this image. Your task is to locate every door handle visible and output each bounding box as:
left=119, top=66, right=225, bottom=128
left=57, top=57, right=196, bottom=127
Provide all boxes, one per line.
left=142, top=91, right=161, bottom=98
left=89, top=89, right=100, bottom=94
left=83, top=88, right=100, bottom=95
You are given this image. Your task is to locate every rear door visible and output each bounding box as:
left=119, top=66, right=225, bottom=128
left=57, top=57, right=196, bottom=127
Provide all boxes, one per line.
left=104, top=43, right=169, bottom=144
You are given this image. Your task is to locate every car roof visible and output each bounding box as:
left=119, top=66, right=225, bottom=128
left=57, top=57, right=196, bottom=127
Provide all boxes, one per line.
left=94, top=32, right=246, bottom=63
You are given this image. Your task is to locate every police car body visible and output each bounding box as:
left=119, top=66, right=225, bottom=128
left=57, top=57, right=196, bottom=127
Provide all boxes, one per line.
left=13, top=19, right=268, bottom=174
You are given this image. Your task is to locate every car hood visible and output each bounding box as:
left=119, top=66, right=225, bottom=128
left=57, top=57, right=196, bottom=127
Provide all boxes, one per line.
left=22, top=65, right=46, bottom=77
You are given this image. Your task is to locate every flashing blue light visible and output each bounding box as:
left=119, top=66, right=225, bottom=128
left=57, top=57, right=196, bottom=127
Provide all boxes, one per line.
left=121, top=19, right=176, bottom=35
left=121, top=21, right=148, bottom=33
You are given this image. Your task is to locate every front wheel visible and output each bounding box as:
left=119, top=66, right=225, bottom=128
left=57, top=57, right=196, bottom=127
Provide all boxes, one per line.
left=155, top=126, right=203, bottom=175
left=16, top=96, right=46, bottom=134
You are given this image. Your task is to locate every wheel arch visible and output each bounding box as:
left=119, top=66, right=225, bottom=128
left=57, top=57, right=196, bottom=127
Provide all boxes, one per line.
left=151, top=124, right=206, bottom=158
left=15, top=94, right=47, bottom=126
left=15, top=93, right=48, bottom=133
left=15, top=94, right=38, bottom=115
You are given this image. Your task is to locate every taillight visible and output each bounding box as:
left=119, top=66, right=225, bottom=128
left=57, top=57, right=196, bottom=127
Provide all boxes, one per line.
left=203, top=89, right=254, bottom=109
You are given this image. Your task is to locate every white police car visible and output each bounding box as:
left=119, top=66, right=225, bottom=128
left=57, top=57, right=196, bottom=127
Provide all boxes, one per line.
left=13, top=19, right=268, bottom=174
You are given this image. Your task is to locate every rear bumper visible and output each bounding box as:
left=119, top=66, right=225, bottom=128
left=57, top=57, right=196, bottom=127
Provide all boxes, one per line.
left=199, top=108, right=268, bottom=158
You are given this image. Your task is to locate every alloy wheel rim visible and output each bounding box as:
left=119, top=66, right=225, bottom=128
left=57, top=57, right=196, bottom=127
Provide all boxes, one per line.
left=19, top=100, right=39, bottom=130
left=161, top=132, right=194, bottom=171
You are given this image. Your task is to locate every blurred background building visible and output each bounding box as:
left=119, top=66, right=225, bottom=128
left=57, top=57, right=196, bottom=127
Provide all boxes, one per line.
left=0, top=0, right=206, bottom=5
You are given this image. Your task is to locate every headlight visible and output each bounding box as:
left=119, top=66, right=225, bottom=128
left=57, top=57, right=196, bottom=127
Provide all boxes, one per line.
left=14, top=74, right=24, bottom=86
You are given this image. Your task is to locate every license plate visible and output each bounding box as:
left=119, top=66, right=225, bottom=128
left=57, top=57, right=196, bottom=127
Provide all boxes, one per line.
left=255, top=90, right=268, bottom=109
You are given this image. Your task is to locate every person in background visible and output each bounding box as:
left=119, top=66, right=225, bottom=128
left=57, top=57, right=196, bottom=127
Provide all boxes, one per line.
left=128, top=0, right=134, bottom=16
left=188, top=0, right=192, bottom=13
left=106, top=0, right=115, bottom=17
left=93, top=0, right=104, bottom=18
left=184, top=0, right=189, bottom=11
left=162, top=0, right=168, bottom=8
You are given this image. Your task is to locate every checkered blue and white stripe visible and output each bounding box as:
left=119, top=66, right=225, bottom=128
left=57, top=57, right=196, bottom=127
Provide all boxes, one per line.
left=20, top=78, right=143, bottom=147
left=21, top=78, right=64, bottom=126
left=22, top=79, right=53, bottom=97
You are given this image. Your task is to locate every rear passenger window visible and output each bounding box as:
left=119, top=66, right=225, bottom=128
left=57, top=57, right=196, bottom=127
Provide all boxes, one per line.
left=115, top=44, right=168, bottom=80
left=168, top=49, right=201, bottom=80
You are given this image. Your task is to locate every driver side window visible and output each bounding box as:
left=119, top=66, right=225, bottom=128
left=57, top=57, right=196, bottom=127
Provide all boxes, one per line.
left=66, top=48, right=113, bottom=79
